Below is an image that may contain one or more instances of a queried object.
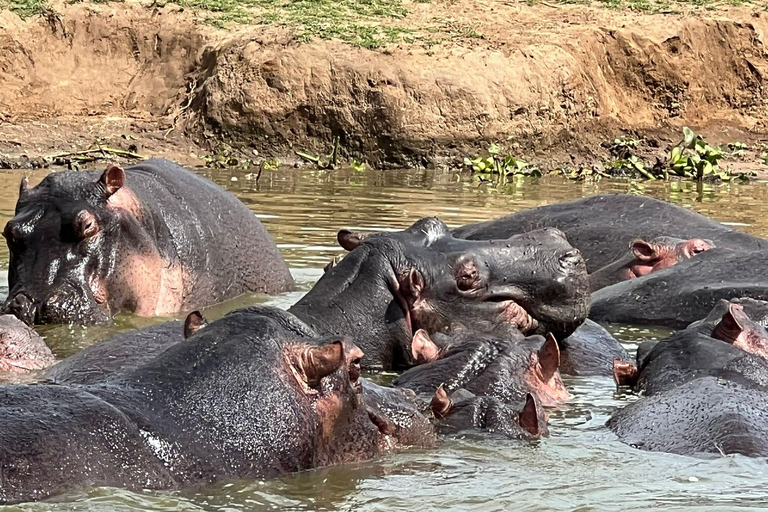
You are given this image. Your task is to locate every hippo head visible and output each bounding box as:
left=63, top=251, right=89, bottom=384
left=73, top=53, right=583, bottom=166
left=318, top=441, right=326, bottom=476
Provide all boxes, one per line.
left=397, top=329, right=570, bottom=406
left=0, top=314, right=55, bottom=372
left=712, top=303, right=768, bottom=363
left=335, top=219, right=590, bottom=342
left=627, top=236, right=712, bottom=277
left=430, top=387, right=548, bottom=438
left=3, top=165, right=131, bottom=325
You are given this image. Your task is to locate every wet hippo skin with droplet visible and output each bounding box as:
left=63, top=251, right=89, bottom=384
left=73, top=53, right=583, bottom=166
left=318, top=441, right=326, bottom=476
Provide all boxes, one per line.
left=2, top=158, right=293, bottom=325
left=0, top=307, right=433, bottom=505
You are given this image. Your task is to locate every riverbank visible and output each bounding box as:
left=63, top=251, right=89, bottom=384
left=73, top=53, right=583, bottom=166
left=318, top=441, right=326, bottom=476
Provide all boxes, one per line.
left=1, top=0, right=767, bottom=172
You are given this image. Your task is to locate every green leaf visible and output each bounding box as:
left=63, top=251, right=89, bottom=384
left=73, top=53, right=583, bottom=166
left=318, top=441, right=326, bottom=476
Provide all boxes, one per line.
left=670, top=146, right=682, bottom=164
left=683, top=126, right=696, bottom=149
left=488, top=143, right=501, bottom=156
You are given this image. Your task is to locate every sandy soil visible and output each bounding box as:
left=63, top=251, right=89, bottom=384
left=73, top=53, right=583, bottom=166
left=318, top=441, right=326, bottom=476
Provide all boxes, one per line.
left=1, top=0, right=767, bottom=171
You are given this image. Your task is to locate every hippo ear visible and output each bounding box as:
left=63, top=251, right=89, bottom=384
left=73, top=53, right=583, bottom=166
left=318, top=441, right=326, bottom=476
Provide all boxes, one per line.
left=682, top=238, right=710, bottom=258
left=412, top=329, right=440, bottom=364
left=713, top=303, right=746, bottom=345
left=631, top=239, right=659, bottom=262
left=99, top=164, right=125, bottom=198
left=402, top=268, right=425, bottom=301
left=19, top=176, right=29, bottom=197
left=538, top=333, right=560, bottom=381
left=337, top=230, right=366, bottom=251
left=323, top=255, right=341, bottom=273
left=518, top=394, right=543, bottom=436
left=430, top=384, right=452, bottom=418
left=183, top=311, right=208, bottom=339
left=294, top=340, right=345, bottom=387
left=367, top=406, right=397, bottom=435
left=612, top=358, right=639, bottom=388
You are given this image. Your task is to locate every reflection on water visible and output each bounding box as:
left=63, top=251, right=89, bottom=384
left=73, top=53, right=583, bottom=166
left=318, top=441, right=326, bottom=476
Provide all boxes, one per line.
left=1, top=167, right=768, bottom=511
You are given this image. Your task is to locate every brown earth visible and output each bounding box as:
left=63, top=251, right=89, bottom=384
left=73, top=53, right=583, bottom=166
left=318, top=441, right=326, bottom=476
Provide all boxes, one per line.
left=1, top=0, right=768, bottom=170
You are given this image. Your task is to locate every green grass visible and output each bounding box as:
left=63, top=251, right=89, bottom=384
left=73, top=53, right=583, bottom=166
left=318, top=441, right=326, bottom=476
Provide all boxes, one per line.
left=0, top=0, right=48, bottom=17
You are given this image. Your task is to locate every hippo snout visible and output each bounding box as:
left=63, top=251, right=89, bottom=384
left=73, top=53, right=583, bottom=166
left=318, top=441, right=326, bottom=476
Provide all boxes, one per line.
left=3, top=292, right=38, bottom=325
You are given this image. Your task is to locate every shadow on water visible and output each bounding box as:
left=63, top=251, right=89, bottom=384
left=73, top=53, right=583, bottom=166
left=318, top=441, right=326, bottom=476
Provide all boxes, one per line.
left=2, top=167, right=768, bottom=511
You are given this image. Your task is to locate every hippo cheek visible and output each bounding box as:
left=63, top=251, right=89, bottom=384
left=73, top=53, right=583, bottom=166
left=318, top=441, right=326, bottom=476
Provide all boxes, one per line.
left=38, top=284, right=111, bottom=325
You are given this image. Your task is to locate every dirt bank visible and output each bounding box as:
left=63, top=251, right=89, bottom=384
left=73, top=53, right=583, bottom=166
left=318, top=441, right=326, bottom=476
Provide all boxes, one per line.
left=1, top=0, right=767, bottom=169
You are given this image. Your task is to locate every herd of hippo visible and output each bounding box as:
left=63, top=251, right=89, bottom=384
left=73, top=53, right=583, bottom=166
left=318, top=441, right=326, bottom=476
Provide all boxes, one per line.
left=1, top=159, right=768, bottom=503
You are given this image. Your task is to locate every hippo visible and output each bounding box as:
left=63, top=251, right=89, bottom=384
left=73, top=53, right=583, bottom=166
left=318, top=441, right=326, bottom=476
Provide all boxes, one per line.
left=608, top=377, right=768, bottom=457
left=588, top=236, right=711, bottom=291
left=44, top=311, right=210, bottom=385
left=3, top=159, right=293, bottom=325
left=558, top=319, right=629, bottom=377
left=591, top=249, right=768, bottom=328
left=430, top=386, right=548, bottom=438
left=0, top=306, right=434, bottom=505
left=290, top=218, right=590, bottom=370
left=452, top=194, right=765, bottom=272
left=613, top=299, right=768, bottom=396
left=394, top=330, right=570, bottom=406
left=361, top=379, right=437, bottom=448
left=0, top=314, right=54, bottom=373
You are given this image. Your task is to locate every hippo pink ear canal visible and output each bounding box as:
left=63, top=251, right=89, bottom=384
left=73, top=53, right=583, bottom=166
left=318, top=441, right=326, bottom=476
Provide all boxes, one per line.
left=430, top=384, right=452, bottom=418
left=631, top=239, right=658, bottom=262
left=183, top=311, right=208, bottom=338
left=295, top=340, right=345, bottom=387
left=612, top=359, right=639, bottom=388
left=519, top=394, right=543, bottom=436
left=538, top=333, right=561, bottom=381
left=337, top=230, right=367, bottom=251
left=713, top=303, right=746, bottom=345
left=99, top=164, right=125, bottom=197
left=403, top=268, right=425, bottom=301
left=412, top=329, right=440, bottom=364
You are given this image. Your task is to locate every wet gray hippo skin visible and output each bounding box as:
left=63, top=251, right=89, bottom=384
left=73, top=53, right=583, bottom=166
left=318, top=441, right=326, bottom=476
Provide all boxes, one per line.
left=0, top=307, right=432, bottom=505
left=613, top=298, right=768, bottom=396
left=452, top=194, right=765, bottom=272
left=590, top=249, right=768, bottom=328
left=360, top=379, right=437, bottom=448
left=394, top=330, right=570, bottom=406
left=3, top=159, right=293, bottom=325
left=559, top=319, right=629, bottom=377
left=608, top=377, right=768, bottom=457
left=430, top=387, right=548, bottom=439
left=290, top=218, right=590, bottom=370
left=0, top=314, right=54, bottom=372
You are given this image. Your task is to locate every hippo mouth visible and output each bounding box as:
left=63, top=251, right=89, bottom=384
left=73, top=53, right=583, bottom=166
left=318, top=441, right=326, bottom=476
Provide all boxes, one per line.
left=484, top=295, right=539, bottom=333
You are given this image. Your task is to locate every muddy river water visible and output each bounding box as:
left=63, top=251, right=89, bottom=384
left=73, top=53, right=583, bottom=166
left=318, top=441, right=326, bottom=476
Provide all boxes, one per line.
left=1, top=167, right=768, bottom=511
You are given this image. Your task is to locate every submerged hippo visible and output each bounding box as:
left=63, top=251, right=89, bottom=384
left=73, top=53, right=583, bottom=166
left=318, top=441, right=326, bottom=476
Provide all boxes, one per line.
left=430, top=387, right=548, bottom=438
left=3, top=159, right=293, bottom=325
left=453, top=194, right=765, bottom=272
left=608, top=377, right=768, bottom=457
left=0, top=314, right=54, bottom=373
left=0, top=306, right=434, bottom=505
left=291, top=219, right=590, bottom=369
left=394, top=330, right=570, bottom=406
left=591, top=249, right=768, bottom=328
left=613, top=299, right=768, bottom=396
left=588, top=236, right=711, bottom=291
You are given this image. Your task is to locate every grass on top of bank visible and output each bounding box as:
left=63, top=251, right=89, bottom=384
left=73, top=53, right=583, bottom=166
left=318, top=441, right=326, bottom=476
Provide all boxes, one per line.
left=0, top=0, right=762, bottom=47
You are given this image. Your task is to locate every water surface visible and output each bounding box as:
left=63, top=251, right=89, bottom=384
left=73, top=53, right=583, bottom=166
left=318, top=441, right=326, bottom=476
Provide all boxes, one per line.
left=1, top=168, right=767, bottom=511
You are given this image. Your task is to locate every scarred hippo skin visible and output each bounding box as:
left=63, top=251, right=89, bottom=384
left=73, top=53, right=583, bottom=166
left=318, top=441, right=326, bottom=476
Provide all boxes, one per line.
left=430, top=387, right=548, bottom=439
left=588, top=236, right=711, bottom=291
left=608, top=377, right=768, bottom=457
left=291, top=218, right=590, bottom=370
left=3, top=159, right=293, bottom=325
left=0, top=314, right=54, bottom=372
left=452, top=194, right=765, bottom=272
left=0, top=306, right=430, bottom=505
left=590, top=248, right=768, bottom=328
left=394, top=330, right=570, bottom=406
left=559, top=319, right=629, bottom=377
